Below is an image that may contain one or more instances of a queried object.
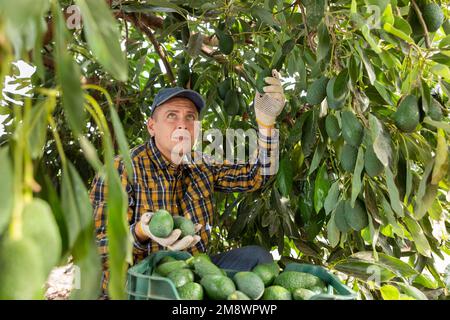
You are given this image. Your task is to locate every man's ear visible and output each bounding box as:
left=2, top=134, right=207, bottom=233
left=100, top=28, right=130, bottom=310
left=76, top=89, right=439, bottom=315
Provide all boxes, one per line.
left=147, top=117, right=155, bottom=137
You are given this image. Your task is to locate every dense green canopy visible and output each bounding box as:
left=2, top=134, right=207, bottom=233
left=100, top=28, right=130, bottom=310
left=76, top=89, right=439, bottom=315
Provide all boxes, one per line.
left=0, top=0, right=449, bottom=300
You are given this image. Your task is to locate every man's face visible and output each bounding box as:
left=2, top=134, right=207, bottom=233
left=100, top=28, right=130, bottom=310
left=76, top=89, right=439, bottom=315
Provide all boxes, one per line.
left=147, top=97, right=199, bottom=163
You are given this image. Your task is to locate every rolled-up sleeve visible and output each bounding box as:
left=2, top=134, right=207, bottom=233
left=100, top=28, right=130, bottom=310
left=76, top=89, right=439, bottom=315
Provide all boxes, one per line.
left=212, top=128, right=278, bottom=192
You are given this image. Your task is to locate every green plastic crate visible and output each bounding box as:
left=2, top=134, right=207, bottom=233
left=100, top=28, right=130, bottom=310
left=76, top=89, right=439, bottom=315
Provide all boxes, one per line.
left=127, top=251, right=191, bottom=300
left=126, top=251, right=356, bottom=300
left=283, top=263, right=357, bottom=300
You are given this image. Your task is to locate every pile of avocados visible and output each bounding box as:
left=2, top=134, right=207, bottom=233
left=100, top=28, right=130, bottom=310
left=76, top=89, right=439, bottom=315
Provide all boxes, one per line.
left=151, top=254, right=329, bottom=300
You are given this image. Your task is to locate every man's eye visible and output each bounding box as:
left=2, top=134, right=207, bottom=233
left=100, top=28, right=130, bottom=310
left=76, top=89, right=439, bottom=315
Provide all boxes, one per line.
left=186, top=114, right=195, bottom=120
left=167, top=113, right=177, bottom=119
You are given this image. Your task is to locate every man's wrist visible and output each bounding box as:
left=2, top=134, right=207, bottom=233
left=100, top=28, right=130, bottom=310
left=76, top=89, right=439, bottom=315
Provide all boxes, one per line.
left=134, top=222, right=150, bottom=243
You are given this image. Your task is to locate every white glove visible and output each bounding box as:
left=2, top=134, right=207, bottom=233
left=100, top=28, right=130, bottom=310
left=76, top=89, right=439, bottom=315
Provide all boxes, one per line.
left=254, top=69, right=286, bottom=128
left=137, top=212, right=202, bottom=251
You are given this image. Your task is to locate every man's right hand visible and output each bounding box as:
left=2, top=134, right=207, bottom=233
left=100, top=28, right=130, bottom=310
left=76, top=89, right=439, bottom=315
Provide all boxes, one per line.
left=135, top=212, right=201, bottom=250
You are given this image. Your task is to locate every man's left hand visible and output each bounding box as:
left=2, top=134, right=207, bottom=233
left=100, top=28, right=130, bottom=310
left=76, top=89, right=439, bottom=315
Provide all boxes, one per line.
left=254, top=69, right=286, bottom=128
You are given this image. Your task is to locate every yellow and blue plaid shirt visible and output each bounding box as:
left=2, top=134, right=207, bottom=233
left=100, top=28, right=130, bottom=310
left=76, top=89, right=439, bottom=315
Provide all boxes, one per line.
left=89, top=131, right=276, bottom=294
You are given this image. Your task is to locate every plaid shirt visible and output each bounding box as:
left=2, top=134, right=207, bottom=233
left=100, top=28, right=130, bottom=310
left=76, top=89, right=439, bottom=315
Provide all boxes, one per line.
left=89, top=130, right=276, bottom=296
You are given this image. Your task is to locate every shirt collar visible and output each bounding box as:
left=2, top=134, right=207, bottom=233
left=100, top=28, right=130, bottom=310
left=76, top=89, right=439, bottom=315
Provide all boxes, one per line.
left=146, top=137, right=173, bottom=170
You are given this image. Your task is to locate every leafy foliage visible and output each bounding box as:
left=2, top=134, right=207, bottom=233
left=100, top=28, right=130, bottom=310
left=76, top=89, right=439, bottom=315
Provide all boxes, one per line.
left=0, top=0, right=449, bottom=300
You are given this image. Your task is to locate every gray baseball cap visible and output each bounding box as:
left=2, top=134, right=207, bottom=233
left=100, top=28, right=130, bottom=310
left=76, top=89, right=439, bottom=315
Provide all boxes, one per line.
left=149, top=87, right=205, bottom=116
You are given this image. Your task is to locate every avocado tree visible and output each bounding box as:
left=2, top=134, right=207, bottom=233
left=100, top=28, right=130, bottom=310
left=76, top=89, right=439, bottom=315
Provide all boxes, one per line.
left=0, top=0, right=449, bottom=300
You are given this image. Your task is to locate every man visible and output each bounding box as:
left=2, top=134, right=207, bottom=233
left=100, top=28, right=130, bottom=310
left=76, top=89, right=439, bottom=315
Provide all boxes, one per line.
left=89, top=69, right=286, bottom=298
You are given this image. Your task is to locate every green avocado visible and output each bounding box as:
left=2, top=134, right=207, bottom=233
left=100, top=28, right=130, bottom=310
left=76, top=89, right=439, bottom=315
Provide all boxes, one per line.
left=293, top=288, right=316, bottom=300
left=393, top=95, right=420, bottom=133
left=149, top=209, right=174, bottom=238
left=224, top=89, right=240, bottom=116
left=233, top=271, right=265, bottom=300
left=201, top=275, right=236, bottom=300
left=261, top=285, right=292, bottom=300
left=364, top=145, right=384, bottom=177
left=0, top=238, right=46, bottom=299
left=422, top=3, right=444, bottom=32
left=177, top=282, right=204, bottom=300
left=274, top=271, right=326, bottom=292
left=193, top=259, right=223, bottom=278
left=227, top=290, right=251, bottom=300
left=173, top=216, right=195, bottom=237
left=155, top=260, right=188, bottom=277
left=252, top=262, right=280, bottom=286
left=218, top=78, right=231, bottom=100
left=168, top=268, right=195, bottom=288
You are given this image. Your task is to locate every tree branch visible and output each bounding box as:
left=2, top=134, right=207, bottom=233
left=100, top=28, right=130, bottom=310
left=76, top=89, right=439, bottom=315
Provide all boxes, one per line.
left=411, top=0, right=431, bottom=49
left=126, top=13, right=176, bottom=85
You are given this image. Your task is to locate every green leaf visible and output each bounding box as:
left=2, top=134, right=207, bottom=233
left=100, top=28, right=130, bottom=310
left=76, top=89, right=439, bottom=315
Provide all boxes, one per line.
left=301, top=109, right=317, bottom=157
left=380, top=195, right=404, bottom=237
left=350, top=252, right=418, bottom=278
left=79, top=136, right=103, bottom=172
left=308, top=141, right=326, bottom=175
left=0, top=147, right=13, bottom=236
left=75, top=0, right=128, bottom=81
left=361, top=25, right=382, bottom=54
left=369, top=114, right=391, bottom=167
left=187, top=32, right=204, bottom=58
left=0, top=0, right=50, bottom=55
left=61, top=166, right=82, bottom=250
left=324, top=181, right=340, bottom=215
left=381, top=4, right=394, bottom=26
left=314, top=163, right=330, bottom=213
left=374, top=80, right=394, bottom=105
left=403, top=216, right=432, bottom=258
left=276, top=157, right=293, bottom=197
left=333, top=69, right=349, bottom=101
left=385, top=166, right=403, bottom=217
left=355, top=44, right=376, bottom=84
left=303, top=0, right=325, bottom=29
left=430, top=64, right=450, bottom=80
left=351, top=146, right=364, bottom=207
left=109, top=106, right=133, bottom=182
left=431, top=129, right=448, bottom=185
left=414, top=160, right=434, bottom=220
left=395, top=282, right=428, bottom=300
left=383, top=23, right=414, bottom=44
left=420, top=79, right=431, bottom=114
left=380, top=285, right=400, bottom=300
left=316, top=22, right=330, bottom=61
left=70, top=230, right=102, bottom=300
left=413, top=274, right=439, bottom=289
left=53, top=1, right=85, bottom=136
left=27, top=100, right=49, bottom=159
left=439, top=35, right=450, bottom=49
left=414, top=184, right=438, bottom=221
left=429, top=53, right=450, bottom=67
left=423, top=117, right=450, bottom=135
left=333, top=260, right=396, bottom=282
left=251, top=7, right=277, bottom=27
left=105, top=146, right=132, bottom=299
left=327, top=211, right=340, bottom=247
left=393, top=16, right=412, bottom=36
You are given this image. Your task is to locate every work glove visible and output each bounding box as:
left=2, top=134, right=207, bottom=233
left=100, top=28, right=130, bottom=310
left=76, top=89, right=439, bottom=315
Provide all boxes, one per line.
left=137, top=212, right=202, bottom=251
left=254, top=69, right=286, bottom=128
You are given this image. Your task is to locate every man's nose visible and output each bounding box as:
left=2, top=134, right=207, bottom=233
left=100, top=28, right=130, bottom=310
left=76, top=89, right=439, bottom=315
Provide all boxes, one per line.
left=176, top=119, right=189, bottom=130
